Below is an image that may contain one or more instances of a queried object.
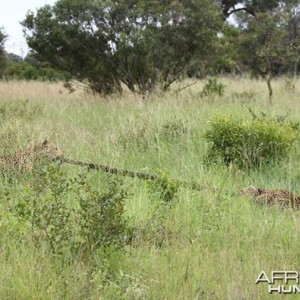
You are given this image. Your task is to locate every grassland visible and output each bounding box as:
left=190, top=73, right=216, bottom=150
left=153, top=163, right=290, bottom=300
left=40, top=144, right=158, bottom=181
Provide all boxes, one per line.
left=1, top=78, right=300, bottom=299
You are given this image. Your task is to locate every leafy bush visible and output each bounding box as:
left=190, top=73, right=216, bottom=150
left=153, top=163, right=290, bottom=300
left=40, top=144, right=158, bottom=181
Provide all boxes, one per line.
left=201, top=78, right=226, bottom=98
left=76, top=175, right=130, bottom=254
left=147, top=170, right=179, bottom=203
left=204, top=115, right=298, bottom=168
left=10, top=163, right=130, bottom=255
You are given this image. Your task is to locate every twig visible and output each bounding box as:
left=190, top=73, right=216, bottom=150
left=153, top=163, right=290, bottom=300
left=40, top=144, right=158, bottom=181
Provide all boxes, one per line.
left=173, top=80, right=198, bottom=93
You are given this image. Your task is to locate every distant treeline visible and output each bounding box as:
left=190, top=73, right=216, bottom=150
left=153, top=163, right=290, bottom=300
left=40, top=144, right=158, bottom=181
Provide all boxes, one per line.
left=2, top=51, right=67, bottom=81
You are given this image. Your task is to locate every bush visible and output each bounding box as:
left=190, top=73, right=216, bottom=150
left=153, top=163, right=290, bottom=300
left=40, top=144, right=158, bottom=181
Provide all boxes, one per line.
left=204, top=115, right=298, bottom=168
left=10, top=163, right=130, bottom=256
left=76, top=174, right=129, bottom=254
left=147, top=170, right=179, bottom=203
left=201, top=78, right=226, bottom=98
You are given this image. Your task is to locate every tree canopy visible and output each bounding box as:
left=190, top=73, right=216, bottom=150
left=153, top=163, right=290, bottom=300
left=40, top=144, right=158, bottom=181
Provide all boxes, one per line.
left=22, top=0, right=222, bottom=95
left=217, top=0, right=298, bottom=18
left=0, top=28, right=6, bottom=78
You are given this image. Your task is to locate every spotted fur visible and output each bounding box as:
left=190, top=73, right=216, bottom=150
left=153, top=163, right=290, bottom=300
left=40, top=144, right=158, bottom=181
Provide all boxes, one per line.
left=0, top=139, right=63, bottom=175
left=241, top=186, right=300, bottom=209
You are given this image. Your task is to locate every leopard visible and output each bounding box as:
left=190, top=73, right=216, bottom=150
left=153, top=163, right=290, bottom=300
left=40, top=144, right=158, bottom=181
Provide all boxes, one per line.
left=0, top=139, right=63, bottom=175
left=241, top=186, right=300, bottom=209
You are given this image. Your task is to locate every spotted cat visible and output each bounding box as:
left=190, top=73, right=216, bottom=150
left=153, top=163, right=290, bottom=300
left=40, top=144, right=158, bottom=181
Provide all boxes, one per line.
left=0, top=139, right=63, bottom=175
left=241, top=186, right=300, bottom=209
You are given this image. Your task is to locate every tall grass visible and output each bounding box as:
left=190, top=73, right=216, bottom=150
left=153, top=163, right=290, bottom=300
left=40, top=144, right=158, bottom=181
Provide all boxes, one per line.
left=1, top=78, right=300, bottom=299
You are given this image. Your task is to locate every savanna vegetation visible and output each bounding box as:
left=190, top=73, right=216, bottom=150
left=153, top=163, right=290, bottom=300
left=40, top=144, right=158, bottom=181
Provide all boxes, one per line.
left=0, top=79, right=300, bottom=299
left=1, top=0, right=300, bottom=299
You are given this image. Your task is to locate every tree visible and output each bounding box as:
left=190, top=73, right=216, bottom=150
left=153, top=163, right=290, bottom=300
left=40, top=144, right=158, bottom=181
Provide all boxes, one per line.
left=6, top=52, right=23, bottom=63
left=22, top=0, right=222, bottom=95
left=4, top=51, right=66, bottom=81
left=0, top=28, right=7, bottom=78
left=239, top=6, right=300, bottom=104
left=284, top=4, right=300, bottom=77
left=217, top=0, right=298, bottom=19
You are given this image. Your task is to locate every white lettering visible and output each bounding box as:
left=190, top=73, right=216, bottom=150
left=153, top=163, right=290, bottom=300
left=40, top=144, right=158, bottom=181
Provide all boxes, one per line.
left=292, top=285, right=300, bottom=293
left=268, top=285, right=300, bottom=294
left=269, top=285, right=281, bottom=294
left=272, top=271, right=285, bottom=284
left=285, top=271, right=299, bottom=284
left=281, top=285, right=293, bottom=294
left=256, top=271, right=271, bottom=284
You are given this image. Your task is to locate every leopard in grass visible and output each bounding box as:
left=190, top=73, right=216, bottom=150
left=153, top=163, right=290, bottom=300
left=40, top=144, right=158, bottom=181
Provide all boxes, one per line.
left=0, top=139, right=63, bottom=175
left=241, top=186, right=300, bottom=209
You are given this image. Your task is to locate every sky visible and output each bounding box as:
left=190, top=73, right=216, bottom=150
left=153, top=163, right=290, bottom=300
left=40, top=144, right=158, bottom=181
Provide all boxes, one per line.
left=0, top=0, right=56, bottom=56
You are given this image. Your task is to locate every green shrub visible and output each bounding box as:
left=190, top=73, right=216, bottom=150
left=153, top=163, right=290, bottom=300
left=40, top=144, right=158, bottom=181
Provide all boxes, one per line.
left=76, top=175, right=130, bottom=254
left=201, top=78, right=226, bottom=98
left=204, top=115, right=298, bottom=168
left=147, top=170, right=179, bottom=203
left=10, top=163, right=130, bottom=255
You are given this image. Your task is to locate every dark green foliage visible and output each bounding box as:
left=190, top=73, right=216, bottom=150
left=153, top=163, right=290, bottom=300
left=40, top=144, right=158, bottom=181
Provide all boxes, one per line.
left=10, top=163, right=130, bottom=255
left=212, top=24, right=240, bottom=74
left=204, top=115, right=298, bottom=168
left=237, top=5, right=300, bottom=78
left=241, top=11, right=291, bottom=75
left=76, top=175, right=129, bottom=254
left=3, top=51, right=67, bottom=81
left=22, top=0, right=222, bottom=95
left=0, top=28, right=7, bottom=78
left=4, top=61, right=66, bottom=81
left=13, top=164, right=75, bottom=254
left=147, top=170, right=179, bottom=203
left=217, top=0, right=296, bottom=18
left=201, top=78, right=226, bottom=98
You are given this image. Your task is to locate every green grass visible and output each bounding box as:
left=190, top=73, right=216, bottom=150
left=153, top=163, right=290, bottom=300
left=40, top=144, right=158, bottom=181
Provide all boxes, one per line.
left=1, top=78, right=300, bottom=299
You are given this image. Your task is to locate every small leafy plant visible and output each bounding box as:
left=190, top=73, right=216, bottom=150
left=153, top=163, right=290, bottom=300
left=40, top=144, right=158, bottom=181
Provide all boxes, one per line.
left=147, top=170, right=179, bottom=203
left=11, top=163, right=130, bottom=255
left=204, top=115, right=298, bottom=168
left=76, top=175, right=129, bottom=254
left=201, top=78, right=226, bottom=98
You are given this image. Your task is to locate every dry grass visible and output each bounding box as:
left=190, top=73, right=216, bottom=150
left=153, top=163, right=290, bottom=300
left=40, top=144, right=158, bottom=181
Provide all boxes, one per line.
left=0, top=77, right=300, bottom=299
